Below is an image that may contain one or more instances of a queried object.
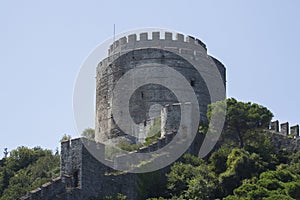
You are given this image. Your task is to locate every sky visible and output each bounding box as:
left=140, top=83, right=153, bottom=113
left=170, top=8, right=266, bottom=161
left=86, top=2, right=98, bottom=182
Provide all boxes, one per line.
left=0, top=1, right=299, bottom=157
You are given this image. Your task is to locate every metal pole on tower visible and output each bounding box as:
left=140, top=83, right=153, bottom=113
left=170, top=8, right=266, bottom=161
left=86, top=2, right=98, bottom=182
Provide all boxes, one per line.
left=113, top=24, right=115, bottom=47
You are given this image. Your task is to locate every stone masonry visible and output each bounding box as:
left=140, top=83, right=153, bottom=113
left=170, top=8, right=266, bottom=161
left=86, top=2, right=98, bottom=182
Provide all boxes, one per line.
left=22, top=119, right=300, bottom=200
left=21, top=32, right=300, bottom=200
left=95, top=31, right=226, bottom=147
left=22, top=31, right=227, bottom=200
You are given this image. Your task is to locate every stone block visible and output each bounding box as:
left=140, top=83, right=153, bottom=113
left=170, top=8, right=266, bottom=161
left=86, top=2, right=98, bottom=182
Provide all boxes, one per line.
left=152, top=32, right=160, bottom=40
left=290, top=125, right=299, bottom=137
left=165, top=32, right=172, bottom=40
left=270, top=120, right=279, bottom=132
left=281, top=122, right=289, bottom=136
left=140, top=32, right=148, bottom=41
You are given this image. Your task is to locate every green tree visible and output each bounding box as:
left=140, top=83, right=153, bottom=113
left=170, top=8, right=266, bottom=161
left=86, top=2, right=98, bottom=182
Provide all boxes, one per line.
left=82, top=128, right=95, bottom=140
left=0, top=147, right=59, bottom=200
left=209, top=146, right=231, bottom=174
left=183, top=174, right=216, bottom=200
left=166, top=154, right=217, bottom=199
left=225, top=162, right=300, bottom=200
left=219, top=148, right=265, bottom=196
left=208, top=98, right=273, bottom=148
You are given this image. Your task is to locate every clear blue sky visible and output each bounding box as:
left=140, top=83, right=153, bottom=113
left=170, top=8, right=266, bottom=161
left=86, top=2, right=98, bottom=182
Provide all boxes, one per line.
left=0, top=1, right=299, bottom=156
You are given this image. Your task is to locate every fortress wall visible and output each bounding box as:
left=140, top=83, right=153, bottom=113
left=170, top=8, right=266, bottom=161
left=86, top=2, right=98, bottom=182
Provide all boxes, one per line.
left=108, top=32, right=207, bottom=57
left=269, top=120, right=300, bottom=153
left=23, top=31, right=228, bottom=199
left=68, top=138, right=138, bottom=199
left=270, top=120, right=299, bottom=138
left=23, top=118, right=300, bottom=200
left=22, top=177, right=67, bottom=200
left=291, top=125, right=299, bottom=137
left=61, top=138, right=83, bottom=188
left=270, top=132, right=300, bottom=153
left=96, top=31, right=224, bottom=144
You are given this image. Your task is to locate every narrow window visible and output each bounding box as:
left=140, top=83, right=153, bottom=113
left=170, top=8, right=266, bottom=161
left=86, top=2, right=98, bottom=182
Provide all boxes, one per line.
left=73, top=170, right=79, bottom=188
left=190, top=80, right=195, bottom=87
left=141, top=92, right=144, bottom=99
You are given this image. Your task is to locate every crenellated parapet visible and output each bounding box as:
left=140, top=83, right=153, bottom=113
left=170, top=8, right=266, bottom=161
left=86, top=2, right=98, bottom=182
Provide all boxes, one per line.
left=20, top=177, right=67, bottom=200
left=108, top=31, right=207, bottom=57
left=97, top=31, right=211, bottom=74
left=270, top=120, right=299, bottom=138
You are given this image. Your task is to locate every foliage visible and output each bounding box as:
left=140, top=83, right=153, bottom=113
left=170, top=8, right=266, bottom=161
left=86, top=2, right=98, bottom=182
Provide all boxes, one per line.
left=60, top=134, right=71, bottom=142
left=118, top=117, right=161, bottom=152
left=178, top=147, right=300, bottom=200
left=208, top=98, right=273, bottom=148
left=158, top=98, right=297, bottom=199
left=138, top=170, right=166, bottom=200
left=82, top=128, right=95, bottom=140
left=1, top=98, right=298, bottom=200
left=147, top=116, right=161, bottom=138
left=218, top=148, right=266, bottom=196
left=117, top=141, right=142, bottom=152
left=209, top=146, right=231, bottom=174
left=225, top=165, right=300, bottom=199
left=0, top=147, right=59, bottom=200
left=166, top=154, right=218, bottom=199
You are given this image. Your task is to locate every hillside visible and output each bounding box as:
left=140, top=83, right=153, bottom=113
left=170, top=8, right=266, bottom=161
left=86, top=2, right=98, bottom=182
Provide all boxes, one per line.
left=1, top=98, right=300, bottom=199
left=0, top=147, right=60, bottom=200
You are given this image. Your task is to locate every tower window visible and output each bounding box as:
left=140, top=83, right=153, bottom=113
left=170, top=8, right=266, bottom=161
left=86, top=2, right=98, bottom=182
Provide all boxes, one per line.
left=141, top=92, right=144, bottom=99
left=190, top=80, right=195, bottom=86
left=73, top=170, right=79, bottom=188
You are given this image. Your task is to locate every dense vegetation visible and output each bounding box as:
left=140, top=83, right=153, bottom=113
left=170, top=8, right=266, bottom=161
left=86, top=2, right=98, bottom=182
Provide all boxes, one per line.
left=149, top=98, right=300, bottom=199
left=1, top=98, right=299, bottom=199
left=0, top=147, right=60, bottom=200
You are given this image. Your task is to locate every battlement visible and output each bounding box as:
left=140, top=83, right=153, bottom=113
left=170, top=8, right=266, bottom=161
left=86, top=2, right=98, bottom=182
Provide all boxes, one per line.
left=270, top=120, right=299, bottom=138
left=107, top=31, right=207, bottom=57
left=21, top=177, right=66, bottom=200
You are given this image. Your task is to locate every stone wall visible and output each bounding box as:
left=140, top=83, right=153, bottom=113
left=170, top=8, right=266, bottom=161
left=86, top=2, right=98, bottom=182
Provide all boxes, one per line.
left=21, top=30, right=300, bottom=200
left=270, top=120, right=299, bottom=138
left=22, top=138, right=138, bottom=200
left=23, top=31, right=227, bottom=199
left=269, top=120, right=300, bottom=153
left=20, top=177, right=67, bottom=200
left=95, top=31, right=226, bottom=146
left=22, top=119, right=300, bottom=199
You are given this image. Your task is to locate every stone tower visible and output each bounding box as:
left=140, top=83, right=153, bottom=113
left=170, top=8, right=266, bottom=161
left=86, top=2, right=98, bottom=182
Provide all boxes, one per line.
left=95, top=31, right=226, bottom=145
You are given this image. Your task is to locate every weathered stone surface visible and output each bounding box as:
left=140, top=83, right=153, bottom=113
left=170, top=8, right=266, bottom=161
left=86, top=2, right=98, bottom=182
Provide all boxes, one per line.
left=281, top=122, right=289, bottom=136
left=270, top=120, right=279, bottom=132
left=95, top=31, right=226, bottom=148
left=22, top=32, right=227, bottom=200
left=290, top=125, right=299, bottom=138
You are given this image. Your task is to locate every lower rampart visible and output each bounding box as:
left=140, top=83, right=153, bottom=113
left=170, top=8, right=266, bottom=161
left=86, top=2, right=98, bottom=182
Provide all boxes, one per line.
left=21, top=119, right=300, bottom=200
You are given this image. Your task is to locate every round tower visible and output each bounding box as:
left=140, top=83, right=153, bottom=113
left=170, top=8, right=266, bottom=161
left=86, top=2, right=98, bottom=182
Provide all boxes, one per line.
left=95, top=31, right=226, bottom=145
